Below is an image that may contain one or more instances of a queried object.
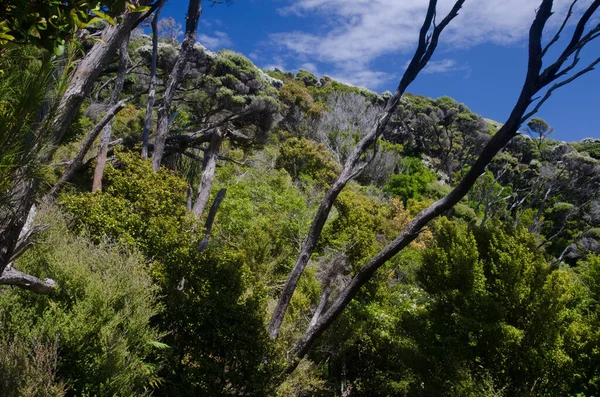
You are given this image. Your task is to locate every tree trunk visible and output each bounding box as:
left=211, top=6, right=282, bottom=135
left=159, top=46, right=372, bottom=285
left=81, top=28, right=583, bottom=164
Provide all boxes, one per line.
left=0, top=265, right=56, bottom=294
left=141, top=0, right=166, bottom=160
left=45, top=94, right=140, bottom=200
left=283, top=0, right=600, bottom=372
left=198, top=188, right=227, bottom=252
left=268, top=0, right=467, bottom=339
left=308, top=287, right=330, bottom=330
left=192, top=128, right=223, bottom=219
left=92, top=33, right=130, bottom=192
left=152, top=0, right=203, bottom=171
left=0, top=6, right=150, bottom=276
left=287, top=118, right=523, bottom=373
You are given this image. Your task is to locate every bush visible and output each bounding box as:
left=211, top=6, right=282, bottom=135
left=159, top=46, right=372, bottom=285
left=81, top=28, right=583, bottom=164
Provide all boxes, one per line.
left=0, top=205, right=162, bottom=396
left=296, top=69, right=318, bottom=87
left=384, top=157, right=436, bottom=203
left=277, top=137, right=340, bottom=186
left=61, top=150, right=279, bottom=395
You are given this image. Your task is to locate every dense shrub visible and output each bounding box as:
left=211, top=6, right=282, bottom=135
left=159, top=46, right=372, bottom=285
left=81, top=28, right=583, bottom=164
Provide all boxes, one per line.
left=0, top=206, right=162, bottom=396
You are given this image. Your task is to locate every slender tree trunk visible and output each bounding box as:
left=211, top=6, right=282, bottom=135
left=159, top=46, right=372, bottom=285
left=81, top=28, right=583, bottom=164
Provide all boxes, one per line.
left=152, top=0, right=203, bottom=171
left=141, top=0, right=166, bottom=160
left=287, top=118, right=523, bottom=373
left=308, top=287, right=330, bottom=329
left=92, top=33, right=130, bottom=192
left=529, top=185, right=553, bottom=232
left=192, top=128, right=223, bottom=219
left=198, top=188, right=227, bottom=252
left=283, top=0, right=600, bottom=372
left=45, top=93, right=142, bottom=200
left=267, top=0, right=467, bottom=339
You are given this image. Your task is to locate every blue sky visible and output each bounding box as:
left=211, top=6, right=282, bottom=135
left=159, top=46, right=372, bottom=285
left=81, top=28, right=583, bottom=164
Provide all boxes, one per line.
left=161, top=0, right=600, bottom=142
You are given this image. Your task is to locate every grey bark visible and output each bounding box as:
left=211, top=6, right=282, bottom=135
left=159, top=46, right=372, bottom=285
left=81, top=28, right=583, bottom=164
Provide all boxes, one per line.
left=198, top=188, right=227, bottom=252
left=268, top=0, right=467, bottom=339
left=92, top=33, right=130, bottom=192
left=152, top=0, right=203, bottom=171
left=141, top=0, right=166, bottom=160
left=192, top=127, right=223, bottom=218
left=0, top=265, right=56, bottom=295
left=284, top=0, right=600, bottom=374
left=308, top=287, right=330, bottom=330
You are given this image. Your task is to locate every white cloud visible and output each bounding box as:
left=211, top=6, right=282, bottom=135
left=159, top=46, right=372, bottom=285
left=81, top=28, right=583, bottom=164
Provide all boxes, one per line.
left=270, top=0, right=592, bottom=89
left=300, top=62, right=319, bottom=74
left=422, top=59, right=469, bottom=74
left=197, top=31, right=232, bottom=50
left=329, top=69, right=394, bottom=90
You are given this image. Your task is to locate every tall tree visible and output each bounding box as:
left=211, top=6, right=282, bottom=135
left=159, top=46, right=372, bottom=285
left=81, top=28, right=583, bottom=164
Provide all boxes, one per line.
left=151, top=0, right=203, bottom=171
left=141, top=0, right=167, bottom=160
left=0, top=2, right=154, bottom=292
left=284, top=0, right=600, bottom=374
left=268, top=0, right=468, bottom=339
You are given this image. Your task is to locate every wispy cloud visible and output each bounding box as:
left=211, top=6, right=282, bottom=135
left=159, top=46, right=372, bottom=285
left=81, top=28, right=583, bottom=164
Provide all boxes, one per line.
left=422, top=59, right=469, bottom=74
left=270, top=0, right=588, bottom=89
left=329, top=69, right=394, bottom=90
left=198, top=31, right=232, bottom=50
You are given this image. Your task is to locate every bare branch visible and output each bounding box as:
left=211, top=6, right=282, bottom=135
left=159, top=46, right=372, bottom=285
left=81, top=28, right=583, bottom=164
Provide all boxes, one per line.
left=45, top=90, right=146, bottom=201
left=282, top=0, right=600, bottom=375
left=0, top=265, right=56, bottom=295
left=267, top=0, right=466, bottom=340
left=541, top=0, right=578, bottom=57
left=522, top=55, right=600, bottom=122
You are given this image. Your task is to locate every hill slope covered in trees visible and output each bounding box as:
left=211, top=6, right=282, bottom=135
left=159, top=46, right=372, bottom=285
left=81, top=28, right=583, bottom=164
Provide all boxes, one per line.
left=1, top=1, right=600, bottom=395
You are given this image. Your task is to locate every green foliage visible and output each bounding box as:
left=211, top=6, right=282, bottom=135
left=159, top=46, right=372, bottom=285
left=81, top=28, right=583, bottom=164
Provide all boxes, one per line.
left=0, top=334, right=66, bottom=397
left=61, top=151, right=278, bottom=395
left=61, top=150, right=193, bottom=257
left=278, top=79, right=314, bottom=112
left=0, top=205, right=162, bottom=396
left=275, top=359, right=327, bottom=396
left=311, top=79, right=379, bottom=104
left=183, top=50, right=279, bottom=141
left=160, top=250, right=277, bottom=396
left=296, top=69, right=318, bottom=87
left=573, top=139, right=600, bottom=160
left=321, top=186, right=391, bottom=266
left=0, top=46, right=58, bottom=212
left=264, top=68, right=294, bottom=82
left=527, top=117, right=552, bottom=137
left=384, top=156, right=437, bottom=203
left=112, top=103, right=145, bottom=139
left=276, top=137, right=340, bottom=186
left=403, top=219, right=588, bottom=395
left=0, top=0, right=140, bottom=54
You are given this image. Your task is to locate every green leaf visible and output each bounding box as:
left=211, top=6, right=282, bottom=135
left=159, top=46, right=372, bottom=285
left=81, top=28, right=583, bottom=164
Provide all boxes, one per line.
left=149, top=340, right=170, bottom=350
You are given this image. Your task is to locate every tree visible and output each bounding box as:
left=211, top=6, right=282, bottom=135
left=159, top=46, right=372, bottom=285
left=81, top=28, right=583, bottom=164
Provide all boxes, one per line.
left=149, top=50, right=280, bottom=219
left=141, top=0, right=167, bottom=160
left=526, top=116, right=554, bottom=160
left=157, top=16, right=183, bottom=43
left=0, top=0, right=142, bottom=54
left=275, top=0, right=600, bottom=374
left=0, top=1, right=154, bottom=292
left=151, top=0, right=203, bottom=171
left=405, top=219, right=587, bottom=395
left=91, top=33, right=130, bottom=192
left=268, top=0, right=468, bottom=340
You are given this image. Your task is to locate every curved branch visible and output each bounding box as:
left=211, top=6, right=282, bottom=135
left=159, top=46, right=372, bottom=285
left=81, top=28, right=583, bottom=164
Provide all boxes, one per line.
left=267, top=0, right=466, bottom=339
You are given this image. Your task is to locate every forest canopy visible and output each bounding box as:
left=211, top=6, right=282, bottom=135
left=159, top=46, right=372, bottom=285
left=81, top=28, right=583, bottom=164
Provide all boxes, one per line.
left=1, top=0, right=600, bottom=395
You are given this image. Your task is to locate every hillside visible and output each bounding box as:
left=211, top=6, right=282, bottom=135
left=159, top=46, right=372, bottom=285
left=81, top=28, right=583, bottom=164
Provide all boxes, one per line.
left=1, top=2, right=600, bottom=396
